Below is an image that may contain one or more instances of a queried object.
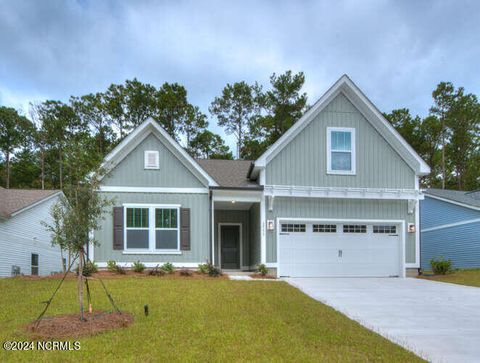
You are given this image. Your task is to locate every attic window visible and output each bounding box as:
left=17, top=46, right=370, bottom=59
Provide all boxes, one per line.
left=327, top=127, right=356, bottom=175
left=144, top=151, right=159, bottom=169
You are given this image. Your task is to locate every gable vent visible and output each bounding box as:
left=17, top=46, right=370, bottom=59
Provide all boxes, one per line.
left=144, top=150, right=159, bottom=169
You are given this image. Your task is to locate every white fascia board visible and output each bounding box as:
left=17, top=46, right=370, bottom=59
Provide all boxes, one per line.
left=421, top=217, right=480, bottom=233
left=10, top=191, right=64, bottom=218
left=424, top=194, right=480, bottom=211
left=264, top=185, right=423, bottom=200
left=99, top=118, right=218, bottom=187
left=212, top=189, right=263, bottom=203
left=254, top=75, right=431, bottom=176
left=99, top=186, right=208, bottom=194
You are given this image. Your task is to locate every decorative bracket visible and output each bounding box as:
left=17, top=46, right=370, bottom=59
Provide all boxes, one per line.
left=268, top=195, right=275, bottom=212
left=407, top=199, right=417, bottom=215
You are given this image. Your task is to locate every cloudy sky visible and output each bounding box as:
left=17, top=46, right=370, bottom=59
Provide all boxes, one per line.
left=1, top=0, right=479, bottom=150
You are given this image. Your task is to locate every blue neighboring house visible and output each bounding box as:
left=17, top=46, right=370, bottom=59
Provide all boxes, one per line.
left=421, top=189, right=480, bottom=270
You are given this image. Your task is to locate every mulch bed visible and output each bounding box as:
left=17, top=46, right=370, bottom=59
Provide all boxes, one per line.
left=26, top=311, right=134, bottom=339
left=250, top=273, right=276, bottom=279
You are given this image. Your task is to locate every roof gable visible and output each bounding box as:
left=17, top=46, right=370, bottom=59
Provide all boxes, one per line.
left=254, top=75, right=430, bottom=176
left=424, top=189, right=480, bottom=210
left=100, top=118, right=218, bottom=187
left=0, top=189, right=62, bottom=219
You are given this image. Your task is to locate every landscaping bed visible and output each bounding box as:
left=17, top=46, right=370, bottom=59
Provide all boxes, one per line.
left=418, top=269, right=480, bottom=287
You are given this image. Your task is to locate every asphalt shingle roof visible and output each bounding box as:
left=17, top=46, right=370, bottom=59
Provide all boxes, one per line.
left=0, top=189, right=61, bottom=219
left=195, top=159, right=261, bottom=189
left=423, top=188, right=480, bottom=208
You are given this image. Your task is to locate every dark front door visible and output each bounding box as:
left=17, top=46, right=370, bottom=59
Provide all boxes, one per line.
left=221, top=225, right=240, bottom=269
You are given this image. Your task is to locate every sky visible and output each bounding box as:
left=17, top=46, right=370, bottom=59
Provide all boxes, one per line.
left=1, top=0, right=479, bottom=151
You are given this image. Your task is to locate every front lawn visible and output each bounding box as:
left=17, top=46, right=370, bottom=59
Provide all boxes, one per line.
left=419, top=269, right=480, bottom=287
left=0, top=276, right=422, bottom=362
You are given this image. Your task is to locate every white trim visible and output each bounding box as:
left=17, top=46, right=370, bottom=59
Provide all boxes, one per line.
left=144, top=150, right=159, bottom=169
left=326, top=127, right=356, bottom=175
left=255, top=75, right=430, bottom=175
left=260, top=196, right=266, bottom=263
left=122, top=251, right=182, bottom=255
left=275, top=217, right=406, bottom=278
left=421, top=217, right=480, bottom=233
left=424, top=194, right=480, bottom=211
left=266, top=263, right=277, bottom=268
left=218, top=223, right=243, bottom=269
left=96, top=262, right=201, bottom=268
left=88, top=230, right=95, bottom=262
left=211, top=195, right=215, bottom=265
left=99, top=186, right=208, bottom=194
left=100, top=118, right=218, bottom=186
left=211, top=189, right=263, bottom=203
left=10, top=191, right=63, bottom=218
left=413, top=198, right=420, bottom=267
left=264, top=185, right=423, bottom=200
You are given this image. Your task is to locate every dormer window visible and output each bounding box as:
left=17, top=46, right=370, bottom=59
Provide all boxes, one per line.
left=144, top=150, right=159, bottom=169
left=327, top=127, right=356, bottom=175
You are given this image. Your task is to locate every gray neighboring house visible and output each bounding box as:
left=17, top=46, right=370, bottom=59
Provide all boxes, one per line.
left=421, top=189, right=480, bottom=270
left=93, top=75, right=430, bottom=278
left=0, top=188, right=64, bottom=277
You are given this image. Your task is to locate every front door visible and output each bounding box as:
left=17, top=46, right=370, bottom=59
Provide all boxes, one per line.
left=221, top=225, right=240, bottom=269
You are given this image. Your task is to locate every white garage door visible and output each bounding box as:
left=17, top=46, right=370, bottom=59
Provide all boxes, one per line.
left=278, top=222, right=402, bottom=277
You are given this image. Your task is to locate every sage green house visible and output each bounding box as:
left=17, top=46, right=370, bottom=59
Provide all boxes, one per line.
left=92, top=75, right=430, bottom=277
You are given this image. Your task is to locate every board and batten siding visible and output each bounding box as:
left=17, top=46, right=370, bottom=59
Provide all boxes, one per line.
left=102, top=133, right=206, bottom=188
left=249, top=203, right=261, bottom=267
left=94, top=192, right=209, bottom=263
left=0, top=195, right=64, bottom=277
left=266, top=197, right=415, bottom=264
left=266, top=93, right=416, bottom=189
left=420, top=196, right=480, bottom=269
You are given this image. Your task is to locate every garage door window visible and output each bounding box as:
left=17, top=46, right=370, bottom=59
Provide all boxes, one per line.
left=313, top=224, right=337, bottom=233
left=281, top=224, right=306, bottom=232
left=343, top=225, right=367, bottom=233
left=373, top=225, right=397, bottom=234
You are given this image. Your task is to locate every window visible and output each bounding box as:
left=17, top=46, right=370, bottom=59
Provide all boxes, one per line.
left=125, top=205, right=180, bottom=252
left=281, top=224, right=306, bottom=232
left=343, top=225, right=367, bottom=233
left=31, top=253, right=39, bottom=276
left=313, top=224, right=337, bottom=233
left=327, top=127, right=356, bottom=174
left=144, top=150, right=159, bottom=169
left=373, top=225, right=397, bottom=234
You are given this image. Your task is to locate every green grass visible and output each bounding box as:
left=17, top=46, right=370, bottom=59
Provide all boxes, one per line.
left=419, top=269, right=480, bottom=287
left=0, top=277, right=422, bottom=362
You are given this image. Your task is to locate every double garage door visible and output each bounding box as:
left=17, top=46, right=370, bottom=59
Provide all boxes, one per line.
left=278, top=221, right=402, bottom=277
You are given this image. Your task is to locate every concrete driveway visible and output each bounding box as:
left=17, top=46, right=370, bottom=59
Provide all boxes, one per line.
left=286, top=277, right=480, bottom=363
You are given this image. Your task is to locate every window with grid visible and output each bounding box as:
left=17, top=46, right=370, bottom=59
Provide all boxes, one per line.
left=155, top=208, right=179, bottom=250
left=313, top=224, right=337, bottom=233
left=373, top=225, right=397, bottom=234
left=126, top=208, right=149, bottom=249
left=327, top=127, right=355, bottom=174
left=343, top=224, right=367, bottom=233
left=281, top=224, right=306, bottom=233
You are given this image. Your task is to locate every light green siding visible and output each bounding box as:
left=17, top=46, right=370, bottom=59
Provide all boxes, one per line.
left=249, top=203, right=261, bottom=267
left=94, top=192, right=209, bottom=263
left=266, top=93, right=415, bottom=189
left=266, top=197, right=416, bottom=264
left=214, top=210, right=250, bottom=268
left=103, top=134, right=206, bottom=188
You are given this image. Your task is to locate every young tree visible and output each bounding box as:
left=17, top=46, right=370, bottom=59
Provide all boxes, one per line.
left=0, top=107, right=32, bottom=188
left=43, top=171, right=114, bottom=320
left=188, top=130, right=233, bottom=159
left=209, top=81, right=262, bottom=158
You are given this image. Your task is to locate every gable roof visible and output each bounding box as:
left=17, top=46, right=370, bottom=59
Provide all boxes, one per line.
left=0, top=189, right=62, bottom=219
left=424, top=189, right=480, bottom=210
left=196, top=159, right=261, bottom=189
left=100, top=118, right=218, bottom=187
left=253, top=74, right=430, bottom=176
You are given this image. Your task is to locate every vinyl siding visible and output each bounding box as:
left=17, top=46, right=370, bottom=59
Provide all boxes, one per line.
left=266, top=197, right=416, bottom=264
left=0, top=195, right=64, bottom=277
left=249, top=203, right=261, bottom=267
left=266, top=93, right=415, bottom=189
left=93, top=192, right=209, bottom=263
left=103, top=133, right=206, bottom=188
left=214, top=210, right=250, bottom=268
left=420, top=196, right=480, bottom=269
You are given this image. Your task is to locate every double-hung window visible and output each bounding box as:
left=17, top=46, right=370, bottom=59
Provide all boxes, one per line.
left=125, top=205, right=180, bottom=253
left=327, top=127, right=356, bottom=174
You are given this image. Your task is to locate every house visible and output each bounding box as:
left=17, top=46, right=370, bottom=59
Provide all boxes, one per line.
left=0, top=188, right=64, bottom=277
left=420, top=189, right=480, bottom=270
left=92, top=75, right=430, bottom=278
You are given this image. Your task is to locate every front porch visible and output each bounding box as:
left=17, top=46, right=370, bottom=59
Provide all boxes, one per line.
left=211, top=189, right=262, bottom=271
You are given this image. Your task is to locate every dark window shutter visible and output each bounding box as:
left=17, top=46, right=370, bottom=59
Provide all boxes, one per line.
left=180, top=208, right=190, bottom=251
left=113, top=207, right=124, bottom=250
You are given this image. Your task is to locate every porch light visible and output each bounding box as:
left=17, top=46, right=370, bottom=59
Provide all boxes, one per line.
left=231, top=200, right=236, bottom=204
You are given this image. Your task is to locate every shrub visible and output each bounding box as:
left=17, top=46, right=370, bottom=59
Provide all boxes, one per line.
left=207, top=264, right=222, bottom=277
left=257, top=263, right=268, bottom=276
left=160, top=262, right=175, bottom=274
left=115, top=264, right=127, bottom=274
left=148, top=265, right=165, bottom=276
left=179, top=268, right=193, bottom=276
left=197, top=263, right=209, bottom=274
left=82, top=261, right=98, bottom=277
left=107, top=260, right=117, bottom=272
left=430, top=257, right=453, bottom=275
left=132, top=260, right=146, bottom=273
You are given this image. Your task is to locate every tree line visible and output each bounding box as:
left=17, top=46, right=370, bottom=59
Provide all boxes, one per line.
left=0, top=71, right=479, bottom=191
